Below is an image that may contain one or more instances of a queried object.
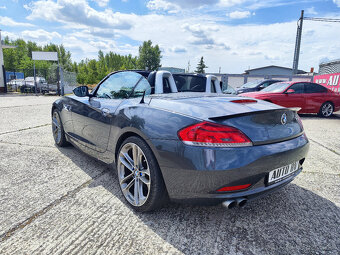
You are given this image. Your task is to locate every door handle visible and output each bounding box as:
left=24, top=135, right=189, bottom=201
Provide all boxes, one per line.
left=101, top=108, right=111, bottom=117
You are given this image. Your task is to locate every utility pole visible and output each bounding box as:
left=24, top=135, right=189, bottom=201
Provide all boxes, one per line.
left=292, top=10, right=304, bottom=75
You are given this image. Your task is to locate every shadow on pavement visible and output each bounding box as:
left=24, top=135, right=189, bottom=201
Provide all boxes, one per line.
left=57, top=145, right=340, bottom=255
left=299, top=112, right=340, bottom=119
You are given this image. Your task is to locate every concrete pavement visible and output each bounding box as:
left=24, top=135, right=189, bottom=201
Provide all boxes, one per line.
left=0, top=95, right=339, bottom=255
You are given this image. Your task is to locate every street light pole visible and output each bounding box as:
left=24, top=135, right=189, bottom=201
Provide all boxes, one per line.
left=292, top=10, right=304, bottom=75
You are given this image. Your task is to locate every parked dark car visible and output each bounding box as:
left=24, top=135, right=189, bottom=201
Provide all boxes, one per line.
left=52, top=70, right=309, bottom=212
left=236, top=79, right=283, bottom=94
left=242, top=81, right=340, bottom=117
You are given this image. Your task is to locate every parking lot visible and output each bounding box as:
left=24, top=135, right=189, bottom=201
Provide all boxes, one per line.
left=0, top=94, right=339, bottom=255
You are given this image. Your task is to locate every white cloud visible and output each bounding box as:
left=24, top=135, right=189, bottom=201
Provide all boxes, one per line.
left=219, top=0, right=246, bottom=7
left=21, top=29, right=61, bottom=42
left=25, top=0, right=133, bottom=30
left=146, top=0, right=221, bottom=12
left=227, top=10, right=251, bottom=19
left=169, top=46, right=187, bottom=53
left=0, top=6, right=6, bottom=9
left=333, top=0, right=340, bottom=7
left=147, top=0, right=179, bottom=12
left=0, top=16, right=35, bottom=27
left=92, top=0, right=110, bottom=7
left=306, top=7, right=317, bottom=15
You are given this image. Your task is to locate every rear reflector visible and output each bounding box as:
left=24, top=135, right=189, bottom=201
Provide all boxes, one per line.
left=217, top=184, right=251, bottom=192
left=178, top=121, right=252, bottom=147
left=230, top=99, right=257, bottom=104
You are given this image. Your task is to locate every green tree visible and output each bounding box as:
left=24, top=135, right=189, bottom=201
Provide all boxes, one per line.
left=195, top=56, right=208, bottom=74
left=137, top=40, right=162, bottom=71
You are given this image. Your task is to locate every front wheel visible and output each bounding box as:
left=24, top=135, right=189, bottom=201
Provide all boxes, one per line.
left=318, top=102, right=333, bottom=117
left=52, top=109, right=68, bottom=147
left=117, top=136, right=167, bottom=212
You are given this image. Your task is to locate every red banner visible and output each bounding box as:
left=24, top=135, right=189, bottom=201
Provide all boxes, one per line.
left=313, top=73, right=340, bottom=93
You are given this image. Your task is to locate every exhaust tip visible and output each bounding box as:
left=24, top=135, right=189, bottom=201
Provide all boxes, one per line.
left=236, top=198, right=247, bottom=208
left=222, top=200, right=237, bottom=209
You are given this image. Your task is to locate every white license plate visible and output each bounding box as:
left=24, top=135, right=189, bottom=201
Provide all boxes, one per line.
left=268, top=161, right=299, bottom=184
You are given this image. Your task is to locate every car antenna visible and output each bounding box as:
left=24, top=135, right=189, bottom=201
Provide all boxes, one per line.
left=140, top=90, right=146, bottom=104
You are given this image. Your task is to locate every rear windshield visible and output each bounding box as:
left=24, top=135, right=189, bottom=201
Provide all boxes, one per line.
left=262, top=82, right=291, bottom=92
left=173, top=75, right=206, bottom=92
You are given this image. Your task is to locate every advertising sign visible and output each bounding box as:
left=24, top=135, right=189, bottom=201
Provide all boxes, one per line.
left=313, top=73, right=340, bottom=93
left=32, top=51, right=58, bottom=61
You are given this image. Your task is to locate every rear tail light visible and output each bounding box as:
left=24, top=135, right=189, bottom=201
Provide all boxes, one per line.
left=217, top=184, right=251, bottom=192
left=178, top=121, right=252, bottom=147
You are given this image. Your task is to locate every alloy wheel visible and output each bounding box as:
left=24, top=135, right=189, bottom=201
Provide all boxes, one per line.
left=52, top=111, right=62, bottom=144
left=321, top=103, right=333, bottom=117
left=117, top=143, right=151, bottom=206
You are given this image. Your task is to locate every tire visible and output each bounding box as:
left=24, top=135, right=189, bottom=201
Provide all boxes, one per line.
left=318, top=102, right=334, bottom=118
left=116, top=136, right=168, bottom=212
left=52, top=109, right=68, bottom=147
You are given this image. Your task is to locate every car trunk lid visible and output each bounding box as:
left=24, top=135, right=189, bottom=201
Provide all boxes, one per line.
left=149, top=93, right=303, bottom=144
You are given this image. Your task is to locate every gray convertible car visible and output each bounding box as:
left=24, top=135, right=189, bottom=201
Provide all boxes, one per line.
left=52, top=70, right=309, bottom=212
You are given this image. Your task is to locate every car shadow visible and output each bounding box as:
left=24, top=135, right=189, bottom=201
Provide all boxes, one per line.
left=299, top=112, right=340, bottom=119
left=56, top=145, right=340, bottom=255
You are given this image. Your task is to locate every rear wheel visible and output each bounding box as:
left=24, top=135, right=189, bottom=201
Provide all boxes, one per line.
left=318, top=102, right=333, bottom=117
left=52, top=109, right=68, bottom=147
left=117, top=136, right=167, bottom=212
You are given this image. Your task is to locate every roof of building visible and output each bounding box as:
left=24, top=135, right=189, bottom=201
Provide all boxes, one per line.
left=244, top=65, right=306, bottom=74
left=319, top=59, right=340, bottom=66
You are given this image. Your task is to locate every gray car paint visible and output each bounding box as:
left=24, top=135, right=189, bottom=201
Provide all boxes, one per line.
left=52, top=91, right=309, bottom=204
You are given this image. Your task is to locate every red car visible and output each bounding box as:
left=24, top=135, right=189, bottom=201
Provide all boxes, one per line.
left=242, top=81, right=340, bottom=117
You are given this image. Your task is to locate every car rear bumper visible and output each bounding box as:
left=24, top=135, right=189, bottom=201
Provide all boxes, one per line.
left=150, top=134, right=309, bottom=204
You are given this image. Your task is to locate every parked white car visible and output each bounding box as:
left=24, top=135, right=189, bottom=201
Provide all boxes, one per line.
left=21, top=77, right=58, bottom=94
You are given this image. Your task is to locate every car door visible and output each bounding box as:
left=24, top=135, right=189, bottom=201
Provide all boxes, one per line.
left=71, top=71, right=146, bottom=153
left=280, top=83, right=306, bottom=110
left=304, top=83, right=328, bottom=113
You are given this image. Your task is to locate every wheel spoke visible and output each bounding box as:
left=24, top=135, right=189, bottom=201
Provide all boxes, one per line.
left=134, top=178, right=140, bottom=205
left=52, top=118, right=59, bottom=128
left=140, top=176, right=150, bottom=186
left=122, top=178, right=134, bottom=192
left=120, top=152, right=134, bottom=171
left=132, top=144, right=139, bottom=168
left=120, top=173, right=134, bottom=185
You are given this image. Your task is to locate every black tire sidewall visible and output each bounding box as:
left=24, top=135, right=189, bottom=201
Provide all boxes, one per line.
left=116, top=136, right=167, bottom=212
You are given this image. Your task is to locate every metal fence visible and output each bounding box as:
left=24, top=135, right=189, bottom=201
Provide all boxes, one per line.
left=5, top=65, right=77, bottom=95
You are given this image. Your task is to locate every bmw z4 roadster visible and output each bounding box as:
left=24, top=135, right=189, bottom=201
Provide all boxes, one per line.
left=51, top=70, right=309, bottom=212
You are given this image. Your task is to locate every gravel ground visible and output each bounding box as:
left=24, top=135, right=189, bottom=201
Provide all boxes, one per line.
left=0, top=95, right=339, bottom=255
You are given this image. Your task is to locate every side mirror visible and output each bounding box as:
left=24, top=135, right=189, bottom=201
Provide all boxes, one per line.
left=258, top=85, right=265, bottom=89
left=73, top=86, right=89, bottom=97
left=286, top=89, right=295, bottom=94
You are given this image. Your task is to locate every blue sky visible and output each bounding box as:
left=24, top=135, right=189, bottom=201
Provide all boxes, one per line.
left=1, top=0, right=340, bottom=73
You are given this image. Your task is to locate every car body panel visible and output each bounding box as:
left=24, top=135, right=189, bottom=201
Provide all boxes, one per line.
left=150, top=134, right=308, bottom=202
left=242, top=82, right=340, bottom=113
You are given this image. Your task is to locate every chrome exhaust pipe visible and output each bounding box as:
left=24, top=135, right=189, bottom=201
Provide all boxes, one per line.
left=236, top=198, right=247, bottom=208
left=222, top=200, right=237, bottom=209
